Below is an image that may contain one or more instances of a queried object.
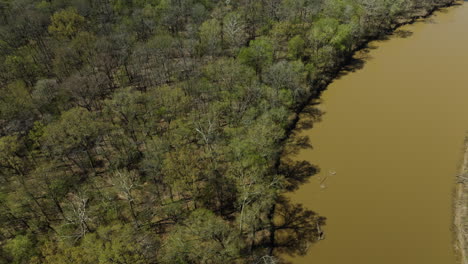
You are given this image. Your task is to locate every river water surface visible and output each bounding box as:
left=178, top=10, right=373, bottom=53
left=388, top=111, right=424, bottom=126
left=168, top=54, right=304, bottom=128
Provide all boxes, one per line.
left=289, top=3, right=468, bottom=264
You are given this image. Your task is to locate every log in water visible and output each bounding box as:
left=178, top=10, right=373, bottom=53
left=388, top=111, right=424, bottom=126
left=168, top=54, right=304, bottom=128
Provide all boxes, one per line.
left=289, top=3, right=468, bottom=264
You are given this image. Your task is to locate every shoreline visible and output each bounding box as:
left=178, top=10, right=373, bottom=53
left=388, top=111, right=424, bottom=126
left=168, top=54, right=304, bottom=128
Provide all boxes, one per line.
left=455, top=136, right=468, bottom=264
left=280, top=0, right=463, bottom=262
left=283, top=0, right=459, bottom=142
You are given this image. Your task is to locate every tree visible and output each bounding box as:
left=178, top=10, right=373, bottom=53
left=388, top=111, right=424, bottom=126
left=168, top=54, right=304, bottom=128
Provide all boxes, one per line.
left=42, top=224, right=157, bottom=264
left=41, top=107, right=108, bottom=174
left=110, top=170, right=141, bottom=225
left=280, top=0, right=323, bottom=23
left=61, top=70, right=109, bottom=110
left=288, top=35, right=305, bottom=59
left=32, top=79, right=62, bottom=115
left=4, top=234, right=37, bottom=264
left=129, top=34, right=175, bottom=88
left=238, top=37, right=274, bottom=74
left=223, top=12, right=246, bottom=51
left=263, top=61, right=308, bottom=105
left=161, top=209, right=243, bottom=263
left=4, top=47, right=40, bottom=87
left=0, top=81, right=35, bottom=134
left=0, top=134, right=24, bottom=181
left=307, top=17, right=354, bottom=70
left=0, top=0, right=444, bottom=262
left=199, top=18, right=222, bottom=56
left=48, top=8, right=86, bottom=40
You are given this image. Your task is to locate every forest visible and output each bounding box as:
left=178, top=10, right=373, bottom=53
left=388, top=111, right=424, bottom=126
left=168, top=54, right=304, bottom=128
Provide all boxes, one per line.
left=0, top=0, right=454, bottom=263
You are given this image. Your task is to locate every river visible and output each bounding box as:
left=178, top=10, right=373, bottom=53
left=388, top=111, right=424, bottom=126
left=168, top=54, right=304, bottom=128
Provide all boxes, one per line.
left=288, top=3, right=468, bottom=264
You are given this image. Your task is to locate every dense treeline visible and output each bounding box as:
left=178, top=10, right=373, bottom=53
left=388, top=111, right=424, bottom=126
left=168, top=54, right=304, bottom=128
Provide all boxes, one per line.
left=0, top=0, right=454, bottom=263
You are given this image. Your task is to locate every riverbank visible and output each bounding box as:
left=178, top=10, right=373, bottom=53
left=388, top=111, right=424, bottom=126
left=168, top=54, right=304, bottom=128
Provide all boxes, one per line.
left=0, top=1, right=464, bottom=263
left=283, top=1, right=467, bottom=263
left=316, top=0, right=459, bottom=95
left=455, top=136, right=468, bottom=264
left=285, top=0, right=459, bottom=144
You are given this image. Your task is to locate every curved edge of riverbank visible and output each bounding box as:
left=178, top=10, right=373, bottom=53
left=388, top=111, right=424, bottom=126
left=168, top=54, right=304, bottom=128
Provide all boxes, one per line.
left=278, top=0, right=461, bottom=260
left=455, top=136, right=468, bottom=264
left=283, top=0, right=459, bottom=139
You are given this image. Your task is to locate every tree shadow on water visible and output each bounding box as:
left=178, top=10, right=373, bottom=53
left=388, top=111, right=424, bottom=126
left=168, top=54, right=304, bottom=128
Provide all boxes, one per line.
left=266, top=105, right=326, bottom=261
left=271, top=197, right=326, bottom=263
left=334, top=27, right=417, bottom=81
left=335, top=56, right=367, bottom=80
left=335, top=45, right=375, bottom=80
left=393, top=29, right=414, bottom=38
left=294, top=104, right=323, bottom=133
left=280, top=104, right=322, bottom=190
left=266, top=160, right=325, bottom=261
left=280, top=158, right=318, bottom=192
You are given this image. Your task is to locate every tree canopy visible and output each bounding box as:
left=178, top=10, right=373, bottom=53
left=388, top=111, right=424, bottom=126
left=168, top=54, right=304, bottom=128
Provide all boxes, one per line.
left=0, top=0, right=453, bottom=263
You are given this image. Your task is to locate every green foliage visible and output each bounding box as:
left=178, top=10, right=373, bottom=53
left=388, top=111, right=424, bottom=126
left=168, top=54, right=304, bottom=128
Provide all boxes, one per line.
left=223, top=12, right=246, bottom=51
left=306, top=17, right=355, bottom=70
left=0, top=0, right=450, bottom=262
left=42, top=224, right=156, bottom=264
left=0, top=81, right=34, bottom=126
left=162, top=209, right=243, bottom=263
left=264, top=61, right=308, bottom=105
left=41, top=107, right=107, bottom=156
left=4, top=235, right=37, bottom=264
left=199, top=18, right=222, bottom=55
left=238, top=37, right=274, bottom=74
left=32, top=79, right=63, bottom=114
left=4, top=49, right=40, bottom=86
left=48, top=8, right=86, bottom=39
left=288, top=35, right=305, bottom=59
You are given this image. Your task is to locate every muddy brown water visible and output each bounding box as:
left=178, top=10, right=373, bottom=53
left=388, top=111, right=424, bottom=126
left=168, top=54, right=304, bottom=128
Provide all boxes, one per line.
left=288, top=4, right=468, bottom=264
